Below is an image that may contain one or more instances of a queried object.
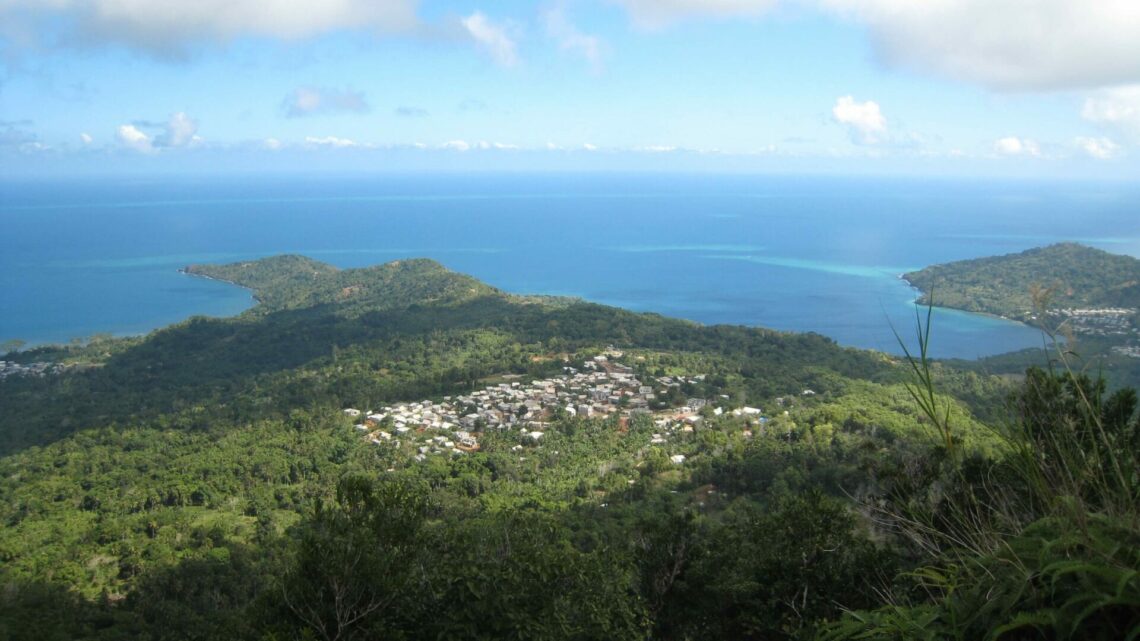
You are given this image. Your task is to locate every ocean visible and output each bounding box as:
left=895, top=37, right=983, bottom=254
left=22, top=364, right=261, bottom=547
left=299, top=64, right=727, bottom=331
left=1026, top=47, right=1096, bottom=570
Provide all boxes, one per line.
left=3, top=173, right=1139, bottom=358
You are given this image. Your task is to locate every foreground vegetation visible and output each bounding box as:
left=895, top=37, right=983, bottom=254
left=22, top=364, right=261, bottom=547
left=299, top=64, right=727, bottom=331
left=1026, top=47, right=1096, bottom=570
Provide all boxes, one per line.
left=2, top=256, right=1137, bottom=640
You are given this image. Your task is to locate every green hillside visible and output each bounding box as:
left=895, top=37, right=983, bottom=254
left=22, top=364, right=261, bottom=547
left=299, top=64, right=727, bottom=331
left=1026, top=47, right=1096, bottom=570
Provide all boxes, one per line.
left=184, top=255, right=498, bottom=315
left=903, top=242, right=1140, bottom=322
left=2, top=255, right=1136, bottom=641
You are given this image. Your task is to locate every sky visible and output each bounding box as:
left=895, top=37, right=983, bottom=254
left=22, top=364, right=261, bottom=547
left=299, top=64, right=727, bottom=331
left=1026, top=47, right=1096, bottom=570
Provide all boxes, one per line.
left=2, top=0, right=1140, bottom=178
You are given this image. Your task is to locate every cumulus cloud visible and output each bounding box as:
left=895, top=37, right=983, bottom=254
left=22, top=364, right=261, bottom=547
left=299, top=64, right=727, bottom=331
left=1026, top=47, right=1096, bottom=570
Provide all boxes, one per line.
left=80, top=132, right=93, bottom=144
left=284, top=87, right=370, bottom=118
left=461, top=12, right=517, bottom=66
left=154, top=112, right=199, bottom=147
left=820, top=0, right=1140, bottom=91
left=993, top=136, right=1041, bottom=157
left=832, top=95, right=887, bottom=144
left=1074, top=136, right=1121, bottom=160
left=115, top=112, right=201, bottom=152
left=116, top=124, right=153, bottom=153
left=1081, top=85, right=1140, bottom=142
left=0, top=0, right=419, bottom=57
left=614, top=0, right=777, bottom=29
left=263, top=138, right=283, bottom=150
left=543, top=5, right=604, bottom=69
left=608, top=1, right=1140, bottom=90
left=304, top=136, right=357, bottom=148
left=441, top=140, right=471, bottom=151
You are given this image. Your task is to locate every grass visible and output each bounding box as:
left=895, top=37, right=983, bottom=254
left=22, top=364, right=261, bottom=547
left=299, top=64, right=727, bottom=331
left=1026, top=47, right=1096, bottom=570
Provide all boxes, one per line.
left=824, top=298, right=1140, bottom=641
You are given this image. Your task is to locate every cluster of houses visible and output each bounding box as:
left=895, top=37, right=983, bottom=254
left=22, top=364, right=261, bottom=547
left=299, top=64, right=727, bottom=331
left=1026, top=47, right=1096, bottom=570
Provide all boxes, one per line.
left=1051, top=307, right=1138, bottom=337
left=342, top=351, right=767, bottom=462
left=1112, top=345, right=1140, bottom=359
left=0, top=360, right=67, bottom=381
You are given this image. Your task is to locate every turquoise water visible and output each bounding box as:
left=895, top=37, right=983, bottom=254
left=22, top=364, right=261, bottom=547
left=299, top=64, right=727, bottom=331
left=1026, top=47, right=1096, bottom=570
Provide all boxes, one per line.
left=2, top=173, right=1138, bottom=358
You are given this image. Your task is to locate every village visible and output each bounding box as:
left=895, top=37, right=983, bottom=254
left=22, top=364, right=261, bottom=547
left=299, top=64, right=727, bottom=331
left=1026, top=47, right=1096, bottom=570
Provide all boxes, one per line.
left=1050, top=307, right=1139, bottom=337
left=342, top=349, right=768, bottom=462
left=0, top=359, right=68, bottom=381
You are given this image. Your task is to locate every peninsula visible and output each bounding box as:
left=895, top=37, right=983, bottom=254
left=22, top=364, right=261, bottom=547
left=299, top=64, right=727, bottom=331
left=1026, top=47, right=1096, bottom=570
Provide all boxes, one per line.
left=902, top=242, right=1140, bottom=326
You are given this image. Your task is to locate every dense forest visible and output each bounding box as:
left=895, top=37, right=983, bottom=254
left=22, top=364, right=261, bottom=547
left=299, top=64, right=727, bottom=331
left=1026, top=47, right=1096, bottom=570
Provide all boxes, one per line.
left=2, top=256, right=1137, bottom=640
left=903, top=242, right=1140, bottom=321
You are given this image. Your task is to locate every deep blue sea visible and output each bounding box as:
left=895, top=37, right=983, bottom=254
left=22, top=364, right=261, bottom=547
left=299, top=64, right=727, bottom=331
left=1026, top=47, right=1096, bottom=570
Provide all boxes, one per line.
left=3, top=173, right=1139, bottom=358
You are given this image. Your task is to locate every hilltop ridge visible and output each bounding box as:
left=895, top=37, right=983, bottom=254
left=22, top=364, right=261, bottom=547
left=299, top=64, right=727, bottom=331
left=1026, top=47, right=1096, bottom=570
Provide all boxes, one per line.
left=184, top=256, right=499, bottom=315
left=903, top=242, right=1140, bottom=323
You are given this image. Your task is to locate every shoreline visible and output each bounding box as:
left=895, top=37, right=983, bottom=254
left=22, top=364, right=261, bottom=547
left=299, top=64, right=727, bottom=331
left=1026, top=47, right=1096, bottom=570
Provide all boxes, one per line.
left=5, top=262, right=1041, bottom=360
left=895, top=273, right=1029, bottom=327
left=179, top=267, right=262, bottom=306
left=1, top=271, right=256, bottom=351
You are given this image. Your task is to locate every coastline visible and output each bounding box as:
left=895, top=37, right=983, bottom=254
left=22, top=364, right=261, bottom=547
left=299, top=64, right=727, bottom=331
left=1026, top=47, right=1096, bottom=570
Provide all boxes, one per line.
left=5, top=258, right=1046, bottom=360
left=895, top=273, right=1029, bottom=326
left=179, top=267, right=262, bottom=306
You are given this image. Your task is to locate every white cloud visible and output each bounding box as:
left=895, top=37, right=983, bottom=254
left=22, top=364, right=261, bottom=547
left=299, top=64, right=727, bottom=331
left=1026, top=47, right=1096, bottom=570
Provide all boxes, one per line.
left=304, top=136, right=357, bottom=148
left=79, top=132, right=92, bottom=144
left=582, top=143, right=598, bottom=151
left=615, top=0, right=777, bottom=29
left=1081, top=85, right=1140, bottom=142
left=820, top=0, right=1140, bottom=91
left=115, top=113, right=201, bottom=152
left=637, top=145, right=678, bottom=153
left=441, top=140, right=471, bottom=151
left=1, top=0, right=419, bottom=56
left=1074, top=136, right=1121, bottom=160
left=461, top=12, right=517, bottom=66
left=155, top=112, right=199, bottom=147
left=543, top=5, right=603, bottom=69
left=284, top=87, right=370, bottom=118
left=116, top=124, right=153, bottom=153
left=113, top=113, right=202, bottom=152
left=993, top=136, right=1041, bottom=157
left=492, top=142, right=519, bottom=150
left=831, top=95, right=886, bottom=144
left=262, top=137, right=282, bottom=150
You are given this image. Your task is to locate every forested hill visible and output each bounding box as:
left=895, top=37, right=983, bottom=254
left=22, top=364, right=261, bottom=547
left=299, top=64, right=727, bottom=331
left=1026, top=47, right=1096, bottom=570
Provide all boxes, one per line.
left=184, top=255, right=499, bottom=315
left=903, top=242, right=1140, bottom=321
left=1, top=255, right=905, bottom=456
left=2, top=255, right=1137, bottom=640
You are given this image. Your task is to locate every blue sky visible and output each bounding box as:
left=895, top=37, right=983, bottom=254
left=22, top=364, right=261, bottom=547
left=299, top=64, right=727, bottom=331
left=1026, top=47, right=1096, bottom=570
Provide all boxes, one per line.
left=2, top=0, right=1140, bottom=177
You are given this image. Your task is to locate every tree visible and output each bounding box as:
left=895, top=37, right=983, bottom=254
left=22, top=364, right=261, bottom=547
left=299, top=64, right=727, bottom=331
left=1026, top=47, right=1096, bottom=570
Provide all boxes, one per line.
left=279, top=475, right=430, bottom=641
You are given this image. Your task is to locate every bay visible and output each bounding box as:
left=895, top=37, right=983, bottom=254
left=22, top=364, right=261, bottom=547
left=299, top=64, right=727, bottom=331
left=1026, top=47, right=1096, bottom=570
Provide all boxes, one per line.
left=3, top=173, right=1138, bottom=358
